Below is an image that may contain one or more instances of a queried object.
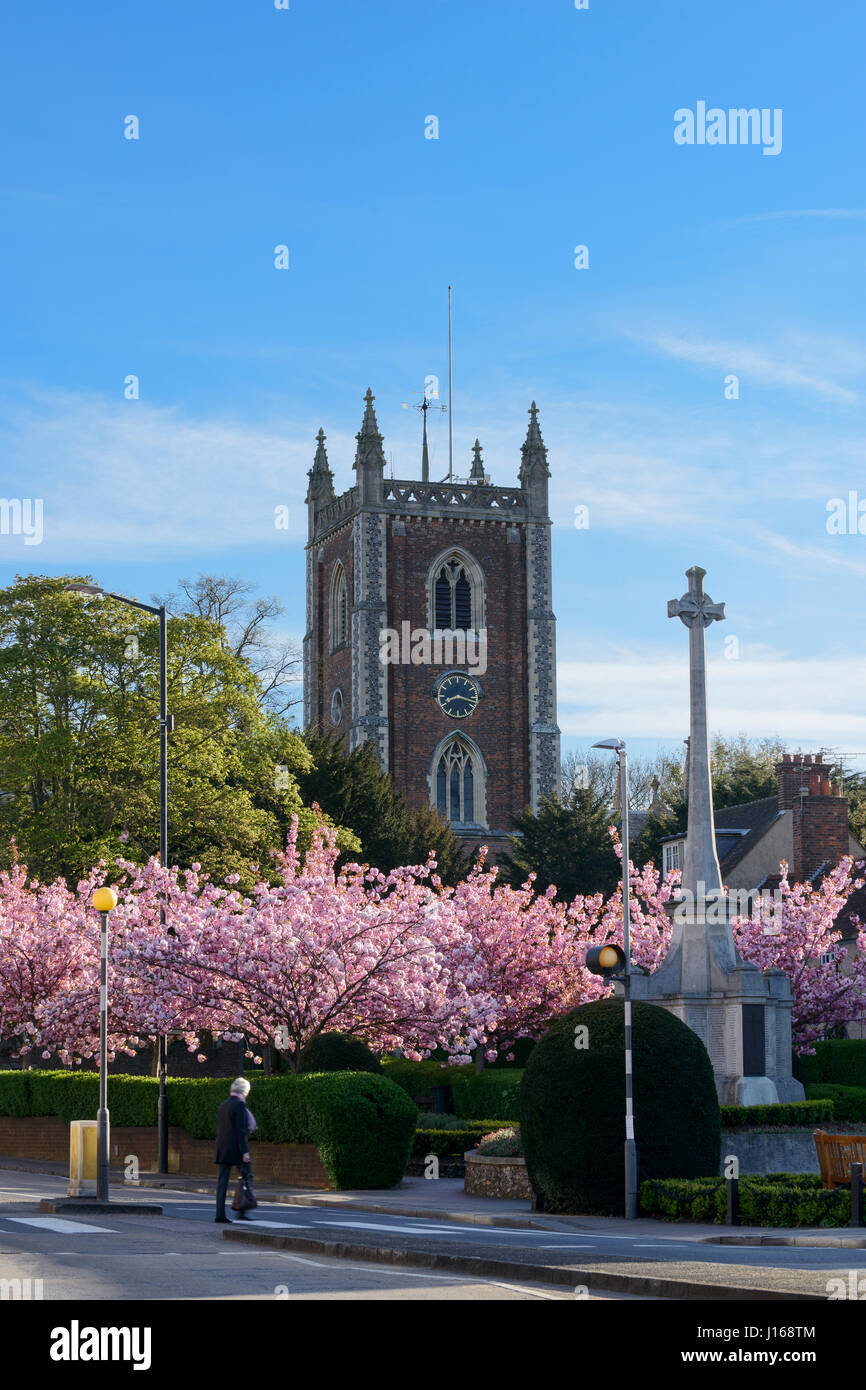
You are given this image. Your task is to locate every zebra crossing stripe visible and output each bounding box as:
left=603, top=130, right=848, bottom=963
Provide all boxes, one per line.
left=6, top=1217, right=116, bottom=1234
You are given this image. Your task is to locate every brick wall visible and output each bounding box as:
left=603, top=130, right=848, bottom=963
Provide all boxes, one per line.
left=0, top=1117, right=333, bottom=1189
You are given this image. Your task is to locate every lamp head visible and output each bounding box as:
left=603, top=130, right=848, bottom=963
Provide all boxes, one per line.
left=585, top=943, right=627, bottom=979
left=66, top=583, right=105, bottom=597
left=592, top=738, right=625, bottom=752
left=92, top=886, right=118, bottom=913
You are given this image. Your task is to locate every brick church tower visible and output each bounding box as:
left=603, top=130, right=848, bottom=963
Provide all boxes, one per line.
left=303, top=389, right=560, bottom=857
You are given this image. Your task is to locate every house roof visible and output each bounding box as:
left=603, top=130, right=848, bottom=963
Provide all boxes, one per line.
left=713, top=797, right=785, bottom=874
left=655, top=786, right=864, bottom=942
left=659, top=796, right=784, bottom=875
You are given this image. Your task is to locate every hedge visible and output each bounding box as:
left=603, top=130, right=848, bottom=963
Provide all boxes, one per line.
left=300, top=1072, right=417, bottom=1188
left=381, top=1061, right=522, bottom=1121
left=0, top=1071, right=159, bottom=1126
left=806, top=1083, right=866, bottom=1124
left=639, top=1173, right=851, bottom=1227
left=720, top=1099, right=833, bottom=1129
left=0, top=1069, right=417, bottom=1189
left=412, top=1119, right=508, bottom=1158
left=796, top=1040, right=866, bottom=1089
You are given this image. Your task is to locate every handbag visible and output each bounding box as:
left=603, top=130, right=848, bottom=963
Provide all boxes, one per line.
left=231, top=1172, right=258, bottom=1212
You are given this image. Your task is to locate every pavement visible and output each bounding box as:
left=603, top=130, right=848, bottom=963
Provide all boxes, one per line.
left=2, top=1158, right=865, bottom=1300
left=1, top=1156, right=862, bottom=1245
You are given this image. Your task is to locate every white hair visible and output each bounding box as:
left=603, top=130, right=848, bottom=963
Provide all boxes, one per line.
left=230, top=1077, right=250, bottom=1097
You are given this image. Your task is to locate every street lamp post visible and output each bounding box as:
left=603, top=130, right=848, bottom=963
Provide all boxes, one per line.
left=592, top=738, right=638, bottom=1219
left=66, top=583, right=173, bottom=1174
left=92, top=886, right=118, bottom=1202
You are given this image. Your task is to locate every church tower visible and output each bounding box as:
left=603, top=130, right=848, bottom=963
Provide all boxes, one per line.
left=303, top=390, right=561, bottom=856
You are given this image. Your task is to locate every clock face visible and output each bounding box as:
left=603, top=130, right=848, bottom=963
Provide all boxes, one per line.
left=437, top=673, right=479, bottom=719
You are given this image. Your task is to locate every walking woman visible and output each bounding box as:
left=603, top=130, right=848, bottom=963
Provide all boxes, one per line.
left=214, top=1077, right=251, bottom=1224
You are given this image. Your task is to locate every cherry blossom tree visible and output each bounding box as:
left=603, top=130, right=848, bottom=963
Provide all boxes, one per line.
left=441, top=863, right=592, bottom=1064
left=114, top=819, right=490, bottom=1071
left=4, top=822, right=865, bottom=1071
left=733, top=857, right=866, bottom=1052
left=0, top=863, right=94, bottom=1057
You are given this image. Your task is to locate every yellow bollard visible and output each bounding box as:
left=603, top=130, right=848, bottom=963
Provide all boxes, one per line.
left=68, top=1119, right=102, bottom=1197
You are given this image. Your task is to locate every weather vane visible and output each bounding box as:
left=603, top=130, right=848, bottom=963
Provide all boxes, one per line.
left=401, top=381, right=446, bottom=483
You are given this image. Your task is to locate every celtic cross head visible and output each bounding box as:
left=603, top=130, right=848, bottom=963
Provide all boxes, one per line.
left=667, top=566, right=726, bottom=629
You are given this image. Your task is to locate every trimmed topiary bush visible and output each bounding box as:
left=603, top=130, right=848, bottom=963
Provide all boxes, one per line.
left=298, top=1071, right=417, bottom=1187
left=299, top=1032, right=382, bottom=1075
left=520, top=999, right=721, bottom=1215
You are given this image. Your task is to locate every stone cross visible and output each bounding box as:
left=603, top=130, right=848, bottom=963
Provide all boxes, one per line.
left=668, top=566, right=726, bottom=899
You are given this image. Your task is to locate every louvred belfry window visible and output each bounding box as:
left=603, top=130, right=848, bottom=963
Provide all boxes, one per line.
left=434, top=559, right=473, bottom=631
left=330, top=563, right=348, bottom=650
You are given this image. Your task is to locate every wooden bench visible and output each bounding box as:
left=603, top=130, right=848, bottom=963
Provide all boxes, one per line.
left=813, top=1130, right=866, bottom=1190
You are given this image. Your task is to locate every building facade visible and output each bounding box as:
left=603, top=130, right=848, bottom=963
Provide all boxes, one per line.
left=303, top=389, right=560, bottom=856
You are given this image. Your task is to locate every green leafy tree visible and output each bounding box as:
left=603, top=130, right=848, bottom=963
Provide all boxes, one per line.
left=634, top=735, right=791, bottom=870
left=299, top=730, right=464, bottom=882
left=710, top=734, right=788, bottom=809
left=505, top=787, right=622, bottom=900
left=634, top=798, right=688, bottom=874
left=0, top=574, right=354, bottom=885
left=841, top=771, right=866, bottom=851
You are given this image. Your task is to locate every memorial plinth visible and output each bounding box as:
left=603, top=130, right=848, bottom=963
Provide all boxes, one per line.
left=627, top=567, right=804, bottom=1105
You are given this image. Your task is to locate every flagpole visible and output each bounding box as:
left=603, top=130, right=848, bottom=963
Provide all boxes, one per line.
left=447, top=285, right=454, bottom=481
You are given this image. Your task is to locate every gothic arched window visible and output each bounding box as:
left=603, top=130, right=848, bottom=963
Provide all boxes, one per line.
left=433, top=736, right=485, bottom=827
left=427, top=550, right=484, bottom=633
left=329, top=562, right=348, bottom=651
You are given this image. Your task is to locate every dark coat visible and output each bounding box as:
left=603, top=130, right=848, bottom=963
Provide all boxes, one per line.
left=215, top=1095, right=249, bottom=1166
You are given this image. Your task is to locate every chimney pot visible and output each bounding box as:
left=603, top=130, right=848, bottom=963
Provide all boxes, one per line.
left=803, top=754, right=812, bottom=765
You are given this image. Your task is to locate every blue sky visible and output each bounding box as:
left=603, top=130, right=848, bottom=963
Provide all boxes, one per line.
left=2, top=0, right=865, bottom=767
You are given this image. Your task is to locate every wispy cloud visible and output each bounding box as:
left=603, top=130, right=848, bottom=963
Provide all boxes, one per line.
left=0, top=385, right=356, bottom=563
left=641, top=331, right=858, bottom=404
left=738, top=526, right=866, bottom=579
left=558, top=644, right=866, bottom=744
